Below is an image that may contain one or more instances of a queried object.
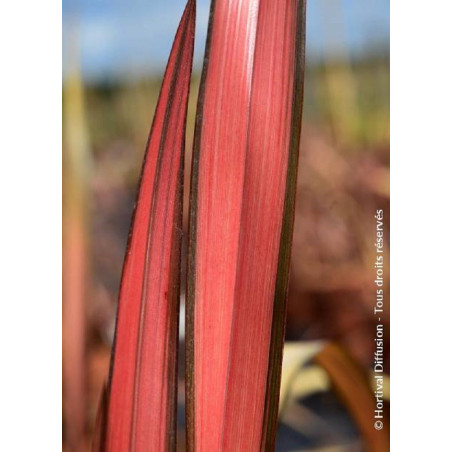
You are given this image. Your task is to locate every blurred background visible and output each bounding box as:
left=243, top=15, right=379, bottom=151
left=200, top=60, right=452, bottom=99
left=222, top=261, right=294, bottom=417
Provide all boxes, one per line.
left=62, top=0, right=389, bottom=450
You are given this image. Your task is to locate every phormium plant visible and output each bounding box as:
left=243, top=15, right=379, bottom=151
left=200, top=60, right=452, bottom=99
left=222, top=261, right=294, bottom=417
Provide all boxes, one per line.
left=94, top=0, right=306, bottom=450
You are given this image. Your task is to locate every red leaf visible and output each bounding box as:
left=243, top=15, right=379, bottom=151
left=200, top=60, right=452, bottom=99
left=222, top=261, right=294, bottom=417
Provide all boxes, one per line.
left=186, top=0, right=306, bottom=450
left=100, top=2, right=195, bottom=450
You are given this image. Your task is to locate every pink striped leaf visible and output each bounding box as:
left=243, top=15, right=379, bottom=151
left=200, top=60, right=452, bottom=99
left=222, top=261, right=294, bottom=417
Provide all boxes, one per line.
left=186, top=0, right=306, bottom=450
left=96, top=2, right=195, bottom=451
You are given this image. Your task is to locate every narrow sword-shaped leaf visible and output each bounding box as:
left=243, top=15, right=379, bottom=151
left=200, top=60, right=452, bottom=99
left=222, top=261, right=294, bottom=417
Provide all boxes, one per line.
left=186, top=0, right=306, bottom=450
left=101, top=2, right=195, bottom=450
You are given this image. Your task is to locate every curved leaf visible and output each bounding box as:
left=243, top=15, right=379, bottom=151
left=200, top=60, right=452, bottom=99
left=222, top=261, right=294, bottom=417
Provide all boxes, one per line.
left=99, top=2, right=196, bottom=450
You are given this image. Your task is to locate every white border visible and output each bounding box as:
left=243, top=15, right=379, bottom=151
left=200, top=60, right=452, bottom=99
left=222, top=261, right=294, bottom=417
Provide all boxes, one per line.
left=391, top=0, right=452, bottom=449
left=0, top=0, right=62, bottom=450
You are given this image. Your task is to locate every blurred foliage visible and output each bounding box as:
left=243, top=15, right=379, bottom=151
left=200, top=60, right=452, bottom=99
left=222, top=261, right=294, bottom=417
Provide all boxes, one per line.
left=75, top=58, right=389, bottom=178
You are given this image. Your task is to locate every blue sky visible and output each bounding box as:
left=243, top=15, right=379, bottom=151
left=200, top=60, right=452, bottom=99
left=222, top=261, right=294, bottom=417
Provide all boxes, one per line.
left=63, top=0, right=389, bottom=83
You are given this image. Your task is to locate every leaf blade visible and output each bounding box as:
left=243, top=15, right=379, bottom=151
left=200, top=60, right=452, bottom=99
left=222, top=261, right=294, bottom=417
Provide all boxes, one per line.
left=102, top=2, right=195, bottom=451
left=186, top=0, right=306, bottom=450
